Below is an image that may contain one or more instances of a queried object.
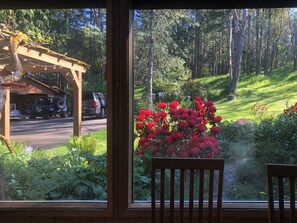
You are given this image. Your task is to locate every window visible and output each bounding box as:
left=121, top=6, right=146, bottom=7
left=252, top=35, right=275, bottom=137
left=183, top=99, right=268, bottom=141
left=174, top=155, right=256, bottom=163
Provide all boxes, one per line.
left=0, top=0, right=112, bottom=216
left=133, top=0, right=296, bottom=208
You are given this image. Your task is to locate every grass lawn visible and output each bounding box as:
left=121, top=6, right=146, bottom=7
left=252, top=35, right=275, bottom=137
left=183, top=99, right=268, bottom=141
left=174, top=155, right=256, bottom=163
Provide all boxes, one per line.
left=35, top=129, right=107, bottom=158
left=202, top=68, right=297, bottom=121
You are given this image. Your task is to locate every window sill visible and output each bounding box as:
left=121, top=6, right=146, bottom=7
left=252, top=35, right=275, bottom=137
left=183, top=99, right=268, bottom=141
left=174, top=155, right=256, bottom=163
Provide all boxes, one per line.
left=0, top=201, right=111, bottom=217
left=120, top=201, right=269, bottom=218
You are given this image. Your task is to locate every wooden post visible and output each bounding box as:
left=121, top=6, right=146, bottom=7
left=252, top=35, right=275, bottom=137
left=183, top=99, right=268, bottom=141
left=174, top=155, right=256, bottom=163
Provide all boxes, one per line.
left=0, top=87, right=10, bottom=140
left=73, top=71, right=82, bottom=137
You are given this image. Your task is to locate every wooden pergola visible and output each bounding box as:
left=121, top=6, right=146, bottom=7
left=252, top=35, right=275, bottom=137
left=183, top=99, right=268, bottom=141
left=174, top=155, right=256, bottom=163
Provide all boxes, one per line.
left=0, top=31, right=90, bottom=139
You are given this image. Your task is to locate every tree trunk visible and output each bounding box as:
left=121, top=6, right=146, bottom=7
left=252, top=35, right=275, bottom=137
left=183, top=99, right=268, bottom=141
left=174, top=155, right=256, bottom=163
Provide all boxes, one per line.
left=269, top=42, right=277, bottom=77
left=246, top=14, right=252, bottom=75
left=147, top=10, right=154, bottom=110
left=289, top=14, right=297, bottom=71
left=229, top=9, right=247, bottom=97
left=264, top=9, right=271, bottom=76
left=228, top=13, right=233, bottom=79
left=194, top=10, right=202, bottom=78
left=255, top=9, right=261, bottom=75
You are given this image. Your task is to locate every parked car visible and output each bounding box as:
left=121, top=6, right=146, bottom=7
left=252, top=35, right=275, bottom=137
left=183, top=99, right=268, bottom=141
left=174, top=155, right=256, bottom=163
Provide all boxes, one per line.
left=28, top=96, right=67, bottom=119
left=10, top=103, right=26, bottom=120
left=82, top=91, right=106, bottom=119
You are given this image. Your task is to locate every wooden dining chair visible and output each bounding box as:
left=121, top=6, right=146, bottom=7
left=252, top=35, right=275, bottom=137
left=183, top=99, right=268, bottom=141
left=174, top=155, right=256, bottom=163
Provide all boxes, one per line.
left=267, top=164, right=297, bottom=223
left=151, top=157, right=224, bottom=223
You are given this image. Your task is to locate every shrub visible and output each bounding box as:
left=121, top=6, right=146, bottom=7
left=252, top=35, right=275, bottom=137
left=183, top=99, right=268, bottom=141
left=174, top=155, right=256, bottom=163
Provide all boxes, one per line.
left=253, top=113, right=297, bottom=165
left=217, top=120, right=255, bottom=162
left=135, top=96, right=222, bottom=163
left=0, top=135, right=107, bottom=200
left=226, top=159, right=267, bottom=200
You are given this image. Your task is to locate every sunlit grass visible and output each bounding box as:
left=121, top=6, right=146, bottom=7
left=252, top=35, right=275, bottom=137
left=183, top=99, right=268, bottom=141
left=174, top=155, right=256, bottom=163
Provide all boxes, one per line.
left=203, top=69, right=297, bottom=121
left=35, top=129, right=107, bottom=157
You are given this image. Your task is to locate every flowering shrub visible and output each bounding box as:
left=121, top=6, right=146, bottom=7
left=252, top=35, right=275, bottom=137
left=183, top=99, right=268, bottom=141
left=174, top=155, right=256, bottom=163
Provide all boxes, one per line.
left=251, top=102, right=269, bottom=117
left=284, top=101, right=297, bottom=116
left=135, top=96, right=222, bottom=160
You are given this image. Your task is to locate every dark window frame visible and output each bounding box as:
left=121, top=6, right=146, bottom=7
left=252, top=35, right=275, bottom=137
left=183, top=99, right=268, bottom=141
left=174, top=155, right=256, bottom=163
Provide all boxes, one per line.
left=117, top=0, right=297, bottom=218
left=0, top=0, right=112, bottom=217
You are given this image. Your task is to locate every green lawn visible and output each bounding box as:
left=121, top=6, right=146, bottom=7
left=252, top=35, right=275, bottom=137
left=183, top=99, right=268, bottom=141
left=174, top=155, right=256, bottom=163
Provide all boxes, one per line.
left=35, top=129, right=107, bottom=157
left=202, top=69, right=297, bottom=121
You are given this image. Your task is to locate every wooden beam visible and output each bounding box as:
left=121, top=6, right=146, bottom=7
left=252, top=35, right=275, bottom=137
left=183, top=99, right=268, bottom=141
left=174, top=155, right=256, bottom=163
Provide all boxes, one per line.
left=72, top=71, right=82, bottom=137
left=0, top=87, right=10, bottom=140
left=0, top=64, right=69, bottom=73
left=1, top=45, right=87, bottom=73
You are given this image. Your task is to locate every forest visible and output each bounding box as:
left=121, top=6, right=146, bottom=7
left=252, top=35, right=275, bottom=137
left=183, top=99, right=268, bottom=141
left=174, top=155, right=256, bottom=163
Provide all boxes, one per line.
left=134, top=8, right=297, bottom=107
left=0, top=8, right=297, bottom=105
left=0, top=9, right=107, bottom=94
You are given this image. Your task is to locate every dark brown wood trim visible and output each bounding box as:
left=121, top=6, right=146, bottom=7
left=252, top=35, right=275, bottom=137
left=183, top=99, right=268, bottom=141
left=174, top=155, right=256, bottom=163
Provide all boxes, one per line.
left=0, top=202, right=109, bottom=217
left=0, top=0, right=106, bottom=9
left=106, top=0, right=114, bottom=217
left=132, top=0, right=297, bottom=9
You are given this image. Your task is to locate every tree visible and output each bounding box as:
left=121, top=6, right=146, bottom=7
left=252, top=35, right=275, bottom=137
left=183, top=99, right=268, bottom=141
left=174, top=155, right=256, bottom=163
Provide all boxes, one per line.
left=147, top=10, right=154, bottom=110
left=229, top=9, right=247, bottom=98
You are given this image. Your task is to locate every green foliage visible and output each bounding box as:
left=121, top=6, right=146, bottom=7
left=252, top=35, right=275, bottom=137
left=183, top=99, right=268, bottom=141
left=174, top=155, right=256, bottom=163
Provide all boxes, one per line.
left=0, top=135, right=107, bottom=200
left=253, top=113, right=297, bottom=165
left=133, top=156, right=151, bottom=200
left=226, top=159, right=267, bottom=200
left=181, top=79, right=209, bottom=101
left=217, top=121, right=255, bottom=162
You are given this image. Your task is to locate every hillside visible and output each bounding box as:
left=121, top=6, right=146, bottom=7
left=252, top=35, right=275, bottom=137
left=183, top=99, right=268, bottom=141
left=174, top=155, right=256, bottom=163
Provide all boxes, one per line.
left=201, top=68, right=297, bottom=121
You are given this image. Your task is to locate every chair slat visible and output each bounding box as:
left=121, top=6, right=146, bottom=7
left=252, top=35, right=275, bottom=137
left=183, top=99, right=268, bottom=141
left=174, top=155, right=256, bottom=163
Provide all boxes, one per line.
left=289, top=177, right=295, bottom=223
left=199, top=169, right=204, bottom=223
left=180, top=169, right=185, bottom=223
left=160, top=168, right=165, bottom=223
left=170, top=169, right=175, bottom=223
left=151, top=166, right=156, bottom=223
left=267, top=164, right=297, bottom=223
left=216, top=168, right=224, bottom=223
left=278, top=177, right=284, bottom=222
left=189, top=169, right=194, bottom=223
left=152, top=158, right=224, bottom=223
left=208, top=170, right=214, bottom=223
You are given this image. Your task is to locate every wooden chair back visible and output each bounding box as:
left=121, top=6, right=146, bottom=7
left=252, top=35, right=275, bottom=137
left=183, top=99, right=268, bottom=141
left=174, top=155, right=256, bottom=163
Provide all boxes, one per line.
left=151, top=157, right=224, bottom=223
left=267, top=164, right=297, bottom=223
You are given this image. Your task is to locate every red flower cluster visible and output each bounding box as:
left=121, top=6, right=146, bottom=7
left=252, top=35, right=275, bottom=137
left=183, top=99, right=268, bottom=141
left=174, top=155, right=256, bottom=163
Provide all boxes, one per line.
left=284, top=101, right=297, bottom=116
left=135, top=96, right=222, bottom=159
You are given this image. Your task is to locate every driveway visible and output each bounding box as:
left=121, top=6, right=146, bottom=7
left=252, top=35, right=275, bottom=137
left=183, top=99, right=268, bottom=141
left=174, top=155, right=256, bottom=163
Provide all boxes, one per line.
left=10, top=117, right=107, bottom=149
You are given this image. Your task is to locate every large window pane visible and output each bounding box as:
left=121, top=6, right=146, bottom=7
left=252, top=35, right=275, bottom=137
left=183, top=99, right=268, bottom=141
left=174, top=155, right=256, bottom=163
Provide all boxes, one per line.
left=0, top=8, right=107, bottom=201
left=133, top=8, right=297, bottom=201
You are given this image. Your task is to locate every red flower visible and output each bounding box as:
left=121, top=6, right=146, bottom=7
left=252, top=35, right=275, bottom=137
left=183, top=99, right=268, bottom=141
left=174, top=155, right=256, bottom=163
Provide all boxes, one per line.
left=213, top=116, right=222, bottom=123
left=169, top=101, right=179, bottom=108
left=157, top=111, right=167, bottom=119
left=136, top=149, right=144, bottom=156
left=197, top=124, right=206, bottom=132
left=147, top=122, right=156, bottom=132
left=178, top=121, right=188, bottom=129
left=167, top=147, right=175, bottom=156
left=139, top=110, right=151, bottom=117
left=165, top=136, right=173, bottom=144
left=158, top=102, right=167, bottom=109
left=138, top=137, right=147, bottom=146
left=136, top=115, right=145, bottom=121
left=136, top=123, right=144, bottom=130
left=210, top=126, right=221, bottom=134
left=207, top=153, right=214, bottom=158
left=135, top=96, right=222, bottom=159
left=191, top=147, right=201, bottom=155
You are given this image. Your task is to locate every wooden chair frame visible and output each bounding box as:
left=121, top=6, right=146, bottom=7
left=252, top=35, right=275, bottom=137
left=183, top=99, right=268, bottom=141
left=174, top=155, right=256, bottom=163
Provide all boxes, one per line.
left=267, top=164, right=297, bottom=223
left=151, top=157, right=224, bottom=223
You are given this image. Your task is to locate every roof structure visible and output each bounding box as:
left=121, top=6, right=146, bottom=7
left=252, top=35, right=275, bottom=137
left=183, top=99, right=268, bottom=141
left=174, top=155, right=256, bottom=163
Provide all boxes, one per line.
left=0, top=30, right=89, bottom=76
left=0, top=29, right=89, bottom=139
